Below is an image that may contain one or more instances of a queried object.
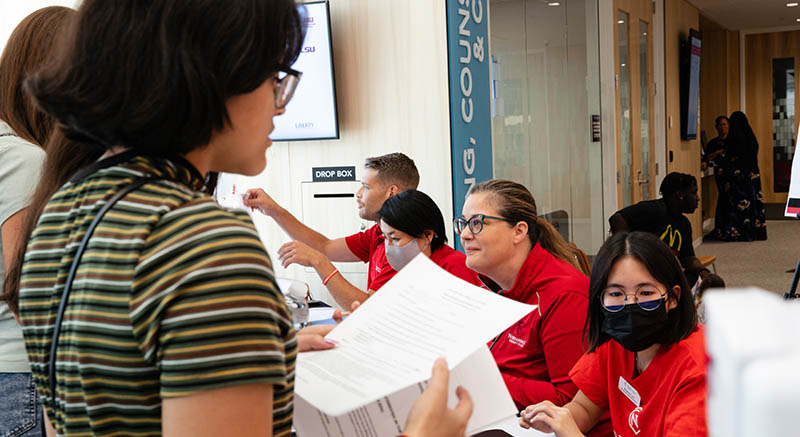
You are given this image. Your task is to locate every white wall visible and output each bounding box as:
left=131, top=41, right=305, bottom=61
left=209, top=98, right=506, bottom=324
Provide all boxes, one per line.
left=0, top=1, right=78, bottom=52
left=254, top=0, right=453, bottom=305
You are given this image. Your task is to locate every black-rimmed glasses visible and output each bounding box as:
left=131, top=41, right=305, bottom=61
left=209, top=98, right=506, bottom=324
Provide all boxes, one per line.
left=453, top=214, right=514, bottom=235
left=601, top=286, right=667, bottom=312
left=275, top=66, right=302, bottom=109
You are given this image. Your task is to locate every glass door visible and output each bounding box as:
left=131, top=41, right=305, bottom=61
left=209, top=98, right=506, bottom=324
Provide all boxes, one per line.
left=489, top=0, right=605, bottom=254
left=614, top=0, right=655, bottom=207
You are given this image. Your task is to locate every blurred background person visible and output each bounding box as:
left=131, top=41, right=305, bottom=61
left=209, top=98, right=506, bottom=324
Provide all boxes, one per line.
left=0, top=6, right=75, bottom=436
left=704, top=115, right=730, bottom=233
left=609, top=172, right=724, bottom=296
left=708, top=110, right=767, bottom=242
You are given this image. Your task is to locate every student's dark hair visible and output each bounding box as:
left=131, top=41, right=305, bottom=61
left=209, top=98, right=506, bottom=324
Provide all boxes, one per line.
left=0, top=6, right=74, bottom=147
left=379, top=190, right=447, bottom=252
left=364, top=152, right=420, bottom=191
left=585, top=231, right=697, bottom=352
left=26, top=0, right=305, bottom=154
left=659, top=172, right=697, bottom=198
left=3, top=0, right=303, bottom=314
left=468, top=180, right=580, bottom=270
left=714, top=115, right=728, bottom=127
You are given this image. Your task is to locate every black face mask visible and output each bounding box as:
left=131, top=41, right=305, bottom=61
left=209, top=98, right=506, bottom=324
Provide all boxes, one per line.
left=601, top=300, right=669, bottom=352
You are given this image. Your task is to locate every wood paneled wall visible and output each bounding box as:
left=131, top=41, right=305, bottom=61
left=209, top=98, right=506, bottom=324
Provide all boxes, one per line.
left=745, top=30, right=800, bottom=203
left=664, top=0, right=702, bottom=240
left=699, top=15, right=728, bottom=142
left=726, top=30, right=740, bottom=116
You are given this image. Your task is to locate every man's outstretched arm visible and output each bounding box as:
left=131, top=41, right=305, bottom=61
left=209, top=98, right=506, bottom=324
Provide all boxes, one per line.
left=245, top=188, right=359, bottom=262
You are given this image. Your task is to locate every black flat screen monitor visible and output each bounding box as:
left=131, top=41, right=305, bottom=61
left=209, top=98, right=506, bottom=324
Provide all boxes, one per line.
left=271, top=1, right=339, bottom=141
left=681, top=29, right=702, bottom=141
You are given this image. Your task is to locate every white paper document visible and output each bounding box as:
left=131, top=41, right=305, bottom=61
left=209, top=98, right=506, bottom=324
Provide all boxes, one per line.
left=784, top=134, right=800, bottom=217
left=295, top=346, right=530, bottom=436
left=471, top=416, right=555, bottom=436
left=293, top=254, right=536, bottom=430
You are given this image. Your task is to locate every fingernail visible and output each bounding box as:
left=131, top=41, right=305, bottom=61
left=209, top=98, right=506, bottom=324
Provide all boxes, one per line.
left=324, top=339, right=338, bottom=345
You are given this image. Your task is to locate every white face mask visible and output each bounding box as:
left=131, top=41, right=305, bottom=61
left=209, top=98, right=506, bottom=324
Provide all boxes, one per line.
left=385, top=238, right=428, bottom=272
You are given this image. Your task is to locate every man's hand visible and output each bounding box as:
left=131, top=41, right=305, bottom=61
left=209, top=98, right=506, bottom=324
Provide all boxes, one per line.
left=243, top=188, right=280, bottom=216
left=698, top=271, right=725, bottom=296
left=402, top=358, right=473, bottom=437
left=520, top=401, right=584, bottom=437
left=332, top=301, right=361, bottom=323
left=297, top=325, right=336, bottom=352
left=277, top=240, right=326, bottom=269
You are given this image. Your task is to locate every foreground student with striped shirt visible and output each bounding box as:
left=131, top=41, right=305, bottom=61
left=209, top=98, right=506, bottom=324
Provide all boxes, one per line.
left=4, top=1, right=474, bottom=436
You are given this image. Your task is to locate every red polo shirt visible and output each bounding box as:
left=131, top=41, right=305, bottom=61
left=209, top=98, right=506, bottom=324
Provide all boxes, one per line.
left=484, top=243, right=612, bottom=436
left=345, top=224, right=395, bottom=291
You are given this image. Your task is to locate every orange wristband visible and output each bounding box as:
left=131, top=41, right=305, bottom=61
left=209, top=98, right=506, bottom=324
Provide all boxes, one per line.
left=322, top=268, right=340, bottom=285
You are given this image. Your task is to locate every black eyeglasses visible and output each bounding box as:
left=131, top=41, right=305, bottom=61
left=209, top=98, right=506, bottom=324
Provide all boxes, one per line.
left=453, top=214, right=514, bottom=235
left=275, top=66, right=302, bottom=109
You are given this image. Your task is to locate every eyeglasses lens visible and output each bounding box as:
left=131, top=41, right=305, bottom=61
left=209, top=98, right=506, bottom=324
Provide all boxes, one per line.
left=276, top=72, right=301, bottom=109
left=601, top=288, right=664, bottom=312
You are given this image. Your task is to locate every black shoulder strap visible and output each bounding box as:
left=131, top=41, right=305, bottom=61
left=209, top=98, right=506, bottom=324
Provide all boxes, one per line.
left=48, top=177, right=163, bottom=403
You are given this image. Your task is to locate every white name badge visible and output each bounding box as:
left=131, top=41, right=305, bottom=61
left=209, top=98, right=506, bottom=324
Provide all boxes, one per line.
left=618, top=376, right=641, bottom=407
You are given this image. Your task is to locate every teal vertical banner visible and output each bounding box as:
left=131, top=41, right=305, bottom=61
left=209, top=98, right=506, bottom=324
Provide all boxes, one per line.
left=446, top=0, right=493, bottom=249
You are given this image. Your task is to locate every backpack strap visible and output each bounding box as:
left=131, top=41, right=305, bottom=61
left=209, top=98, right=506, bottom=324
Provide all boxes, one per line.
left=48, top=177, right=164, bottom=403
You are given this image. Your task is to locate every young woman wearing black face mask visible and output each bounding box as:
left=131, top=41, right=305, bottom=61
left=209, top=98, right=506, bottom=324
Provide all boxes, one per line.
left=519, top=231, right=705, bottom=437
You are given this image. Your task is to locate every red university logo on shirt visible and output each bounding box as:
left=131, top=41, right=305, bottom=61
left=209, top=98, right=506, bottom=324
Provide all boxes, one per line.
left=628, top=406, right=642, bottom=435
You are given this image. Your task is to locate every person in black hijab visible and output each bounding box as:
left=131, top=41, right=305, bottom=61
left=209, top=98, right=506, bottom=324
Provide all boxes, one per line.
left=707, top=111, right=767, bottom=241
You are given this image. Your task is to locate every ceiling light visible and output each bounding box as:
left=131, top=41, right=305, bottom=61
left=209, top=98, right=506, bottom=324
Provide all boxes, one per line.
left=797, top=17, right=800, bottom=21
left=621, top=63, right=626, bottom=67
left=788, top=2, right=799, bottom=7
left=618, top=20, right=625, bottom=24
left=547, top=1, right=560, bottom=5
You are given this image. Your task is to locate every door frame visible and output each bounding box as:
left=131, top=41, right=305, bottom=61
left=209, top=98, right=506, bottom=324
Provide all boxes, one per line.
left=600, top=0, right=666, bottom=234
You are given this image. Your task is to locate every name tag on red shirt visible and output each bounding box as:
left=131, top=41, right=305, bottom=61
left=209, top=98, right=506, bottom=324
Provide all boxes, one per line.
left=618, top=376, right=641, bottom=407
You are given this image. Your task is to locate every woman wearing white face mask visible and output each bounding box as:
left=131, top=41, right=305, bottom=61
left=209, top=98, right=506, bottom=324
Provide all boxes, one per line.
left=378, top=190, right=480, bottom=284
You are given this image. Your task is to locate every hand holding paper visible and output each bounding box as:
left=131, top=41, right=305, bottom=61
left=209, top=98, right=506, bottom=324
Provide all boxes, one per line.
left=293, top=254, right=539, bottom=436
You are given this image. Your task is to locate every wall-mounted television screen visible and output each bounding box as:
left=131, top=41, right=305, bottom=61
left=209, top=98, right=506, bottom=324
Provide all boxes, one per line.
left=271, top=1, right=339, bottom=141
left=680, top=28, right=702, bottom=141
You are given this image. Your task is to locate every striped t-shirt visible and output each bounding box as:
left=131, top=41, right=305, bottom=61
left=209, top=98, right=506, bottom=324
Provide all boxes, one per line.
left=19, top=152, right=296, bottom=436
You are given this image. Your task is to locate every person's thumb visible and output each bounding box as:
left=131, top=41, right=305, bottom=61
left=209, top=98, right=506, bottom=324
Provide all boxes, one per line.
left=424, top=357, right=450, bottom=405
left=453, top=385, right=473, bottom=422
